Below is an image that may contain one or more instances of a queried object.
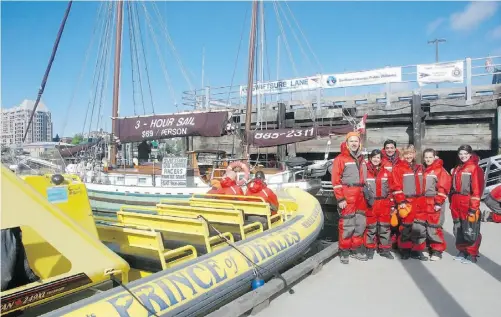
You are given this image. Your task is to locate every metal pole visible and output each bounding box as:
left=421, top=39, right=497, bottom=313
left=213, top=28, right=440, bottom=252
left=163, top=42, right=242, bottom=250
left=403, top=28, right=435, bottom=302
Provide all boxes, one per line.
left=243, top=1, right=258, bottom=158
left=428, top=38, right=446, bottom=89
left=201, top=46, right=205, bottom=88
left=22, top=1, right=73, bottom=143
left=110, top=1, right=124, bottom=166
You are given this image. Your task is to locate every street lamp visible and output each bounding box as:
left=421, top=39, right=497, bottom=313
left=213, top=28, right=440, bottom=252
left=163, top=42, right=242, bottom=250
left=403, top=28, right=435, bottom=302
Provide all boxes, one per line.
left=428, top=38, right=446, bottom=88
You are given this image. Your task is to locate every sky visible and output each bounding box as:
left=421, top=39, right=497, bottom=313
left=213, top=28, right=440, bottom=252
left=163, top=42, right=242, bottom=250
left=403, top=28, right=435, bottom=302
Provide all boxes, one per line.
left=2, top=1, right=501, bottom=137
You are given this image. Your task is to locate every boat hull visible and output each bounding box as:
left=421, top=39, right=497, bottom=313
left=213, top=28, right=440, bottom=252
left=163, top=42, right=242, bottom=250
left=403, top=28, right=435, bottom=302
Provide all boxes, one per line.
left=41, top=188, right=324, bottom=317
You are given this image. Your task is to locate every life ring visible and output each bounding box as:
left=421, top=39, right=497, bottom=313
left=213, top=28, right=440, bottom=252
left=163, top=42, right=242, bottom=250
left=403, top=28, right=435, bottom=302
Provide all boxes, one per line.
left=226, top=161, right=250, bottom=186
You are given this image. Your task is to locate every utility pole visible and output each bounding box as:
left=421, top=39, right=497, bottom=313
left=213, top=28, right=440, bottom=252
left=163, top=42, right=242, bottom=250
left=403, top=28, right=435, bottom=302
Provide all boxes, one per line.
left=427, top=38, right=446, bottom=88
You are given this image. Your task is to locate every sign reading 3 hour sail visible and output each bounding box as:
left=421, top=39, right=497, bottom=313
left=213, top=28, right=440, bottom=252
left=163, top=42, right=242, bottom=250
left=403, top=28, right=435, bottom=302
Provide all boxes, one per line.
left=116, top=111, right=229, bottom=142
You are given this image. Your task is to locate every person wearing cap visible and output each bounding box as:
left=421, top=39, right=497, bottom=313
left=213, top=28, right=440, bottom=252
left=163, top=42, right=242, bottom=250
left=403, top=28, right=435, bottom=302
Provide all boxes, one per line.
left=331, top=131, right=368, bottom=264
left=246, top=171, right=279, bottom=215
left=391, top=145, right=428, bottom=261
left=450, top=144, right=484, bottom=264
left=217, top=170, right=244, bottom=196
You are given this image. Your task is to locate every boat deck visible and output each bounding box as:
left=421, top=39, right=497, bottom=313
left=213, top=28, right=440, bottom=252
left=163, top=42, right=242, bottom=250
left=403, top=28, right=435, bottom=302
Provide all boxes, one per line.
left=254, top=202, right=501, bottom=317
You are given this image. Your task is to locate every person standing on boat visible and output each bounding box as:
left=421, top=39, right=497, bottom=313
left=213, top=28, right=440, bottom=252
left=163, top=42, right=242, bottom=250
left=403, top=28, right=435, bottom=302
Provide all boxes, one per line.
left=137, top=140, right=151, bottom=163
left=246, top=171, right=279, bottom=215
left=363, top=149, right=395, bottom=260
left=482, top=184, right=501, bottom=223
left=218, top=170, right=244, bottom=196
left=422, top=149, right=451, bottom=261
left=381, top=139, right=401, bottom=249
left=391, top=145, right=428, bottom=261
left=207, top=179, right=222, bottom=195
left=332, top=131, right=368, bottom=264
left=450, top=145, right=484, bottom=264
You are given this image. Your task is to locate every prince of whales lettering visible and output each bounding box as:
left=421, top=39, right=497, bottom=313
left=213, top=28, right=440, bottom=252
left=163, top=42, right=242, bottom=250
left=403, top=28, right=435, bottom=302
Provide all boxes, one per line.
left=116, top=112, right=229, bottom=143
left=80, top=230, right=302, bottom=317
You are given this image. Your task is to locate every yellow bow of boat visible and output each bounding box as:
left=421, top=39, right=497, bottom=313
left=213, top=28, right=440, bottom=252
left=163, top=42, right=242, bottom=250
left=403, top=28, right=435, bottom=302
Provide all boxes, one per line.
left=1, top=166, right=323, bottom=317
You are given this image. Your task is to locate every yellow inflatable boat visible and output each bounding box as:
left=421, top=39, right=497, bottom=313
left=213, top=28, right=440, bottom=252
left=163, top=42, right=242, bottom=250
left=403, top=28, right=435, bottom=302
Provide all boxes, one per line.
left=0, top=166, right=323, bottom=317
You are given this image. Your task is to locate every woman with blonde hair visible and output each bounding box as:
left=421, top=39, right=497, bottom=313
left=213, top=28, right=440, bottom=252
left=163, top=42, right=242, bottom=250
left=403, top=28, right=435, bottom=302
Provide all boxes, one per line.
left=390, top=145, right=428, bottom=260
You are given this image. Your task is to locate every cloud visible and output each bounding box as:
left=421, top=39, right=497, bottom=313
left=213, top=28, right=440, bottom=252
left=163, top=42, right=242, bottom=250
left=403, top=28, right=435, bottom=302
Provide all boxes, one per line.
left=450, top=2, right=499, bottom=31
left=427, top=18, right=445, bottom=35
left=489, top=25, right=501, bottom=39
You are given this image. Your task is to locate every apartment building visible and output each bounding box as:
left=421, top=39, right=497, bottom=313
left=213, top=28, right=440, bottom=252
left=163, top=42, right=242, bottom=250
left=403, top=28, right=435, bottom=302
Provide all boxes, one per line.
left=1, top=100, right=53, bottom=145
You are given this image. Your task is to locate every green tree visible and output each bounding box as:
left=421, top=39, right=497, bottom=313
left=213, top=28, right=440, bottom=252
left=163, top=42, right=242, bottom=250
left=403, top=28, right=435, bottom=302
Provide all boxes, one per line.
left=53, top=134, right=60, bottom=142
left=71, top=133, right=83, bottom=145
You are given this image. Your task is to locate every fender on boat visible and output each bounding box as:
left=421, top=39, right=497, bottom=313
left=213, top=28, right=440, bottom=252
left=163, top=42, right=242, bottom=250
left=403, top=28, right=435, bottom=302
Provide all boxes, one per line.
left=40, top=187, right=324, bottom=317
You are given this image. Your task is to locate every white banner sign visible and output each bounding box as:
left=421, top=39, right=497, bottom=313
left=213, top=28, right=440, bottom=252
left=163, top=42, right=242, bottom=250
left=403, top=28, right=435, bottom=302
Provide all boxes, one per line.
left=321, top=67, right=402, bottom=88
left=239, top=76, right=321, bottom=96
left=416, top=61, right=464, bottom=86
left=161, top=157, right=187, bottom=187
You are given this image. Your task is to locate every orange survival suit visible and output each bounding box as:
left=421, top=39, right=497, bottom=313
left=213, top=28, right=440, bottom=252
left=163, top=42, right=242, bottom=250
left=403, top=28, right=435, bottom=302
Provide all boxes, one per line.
left=212, top=177, right=244, bottom=196
left=364, top=161, right=394, bottom=252
left=381, top=149, right=402, bottom=247
left=484, top=184, right=501, bottom=223
left=391, top=159, right=427, bottom=256
left=331, top=142, right=367, bottom=252
left=246, top=178, right=279, bottom=215
left=423, top=159, right=451, bottom=254
left=450, top=154, right=484, bottom=257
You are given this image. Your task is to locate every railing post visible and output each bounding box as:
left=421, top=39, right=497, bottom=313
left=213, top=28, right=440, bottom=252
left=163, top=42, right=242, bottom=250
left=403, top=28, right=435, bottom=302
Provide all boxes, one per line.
left=205, top=86, right=210, bottom=110
left=386, top=83, right=391, bottom=107
left=465, top=57, right=472, bottom=103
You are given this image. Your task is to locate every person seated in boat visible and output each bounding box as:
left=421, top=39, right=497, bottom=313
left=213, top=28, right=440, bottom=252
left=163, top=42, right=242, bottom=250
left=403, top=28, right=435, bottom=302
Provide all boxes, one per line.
left=246, top=171, right=279, bottom=215
left=218, top=170, right=244, bottom=196
left=1, top=227, right=40, bottom=292
left=137, top=140, right=151, bottom=163
left=207, top=179, right=222, bottom=195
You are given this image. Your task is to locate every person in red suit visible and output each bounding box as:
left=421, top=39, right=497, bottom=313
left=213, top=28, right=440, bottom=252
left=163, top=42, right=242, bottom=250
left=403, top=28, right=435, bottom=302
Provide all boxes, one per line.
left=482, top=184, right=501, bottom=223
left=364, top=149, right=395, bottom=260
left=391, top=145, right=428, bottom=261
left=207, top=179, right=222, bottom=194
left=450, top=145, right=485, bottom=264
left=380, top=139, right=402, bottom=249
left=332, top=131, right=368, bottom=264
left=422, top=149, right=452, bottom=261
left=217, top=170, right=244, bottom=196
left=245, top=171, right=279, bottom=215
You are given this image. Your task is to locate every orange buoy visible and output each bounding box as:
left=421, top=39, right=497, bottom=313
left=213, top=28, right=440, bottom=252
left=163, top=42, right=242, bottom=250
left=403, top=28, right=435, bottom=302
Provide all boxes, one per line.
left=226, top=161, right=250, bottom=186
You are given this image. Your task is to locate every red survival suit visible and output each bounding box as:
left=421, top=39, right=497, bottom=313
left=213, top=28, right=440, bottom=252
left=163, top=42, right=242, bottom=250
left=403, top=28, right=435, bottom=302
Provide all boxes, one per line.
left=331, top=142, right=367, bottom=251
left=484, top=184, right=501, bottom=223
left=246, top=179, right=279, bottom=215
left=364, top=161, right=393, bottom=251
left=391, top=160, right=427, bottom=253
left=214, top=177, right=244, bottom=196
left=450, top=155, right=484, bottom=257
left=423, top=159, right=452, bottom=254
left=381, top=149, right=402, bottom=247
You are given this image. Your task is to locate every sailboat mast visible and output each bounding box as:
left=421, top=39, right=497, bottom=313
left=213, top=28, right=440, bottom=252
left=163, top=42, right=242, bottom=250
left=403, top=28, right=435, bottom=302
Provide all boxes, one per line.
left=243, top=0, right=259, bottom=158
left=110, top=0, right=124, bottom=166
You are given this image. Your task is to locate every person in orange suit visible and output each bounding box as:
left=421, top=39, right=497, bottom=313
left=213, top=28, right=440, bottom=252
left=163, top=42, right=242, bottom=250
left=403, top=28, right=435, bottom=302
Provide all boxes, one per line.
left=380, top=139, right=402, bottom=249
left=450, top=145, right=485, bottom=264
left=363, top=149, right=395, bottom=260
left=207, top=179, right=222, bottom=194
left=332, top=131, right=368, bottom=264
left=391, top=145, right=428, bottom=261
left=482, top=184, right=501, bottom=223
left=217, top=170, right=244, bottom=196
left=422, top=149, right=452, bottom=261
left=246, top=171, right=279, bottom=215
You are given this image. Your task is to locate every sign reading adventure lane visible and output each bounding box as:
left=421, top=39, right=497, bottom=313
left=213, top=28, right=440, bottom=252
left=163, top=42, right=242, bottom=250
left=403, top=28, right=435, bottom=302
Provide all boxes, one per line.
left=161, top=157, right=188, bottom=187
left=116, top=112, right=229, bottom=143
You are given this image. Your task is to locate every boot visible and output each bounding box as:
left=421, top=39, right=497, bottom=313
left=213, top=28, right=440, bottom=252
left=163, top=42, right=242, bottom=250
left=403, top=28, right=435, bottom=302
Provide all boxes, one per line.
left=339, top=250, right=349, bottom=264
left=400, top=249, right=411, bottom=260
left=453, top=251, right=467, bottom=261
left=410, top=251, right=429, bottom=261
left=461, top=255, right=478, bottom=264
left=379, top=250, right=394, bottom=260
left=350, top=247, right=368, bottom=261
left=429, top=251, right=442, bottom=261
left=366, top=248, right=375, bottom=260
